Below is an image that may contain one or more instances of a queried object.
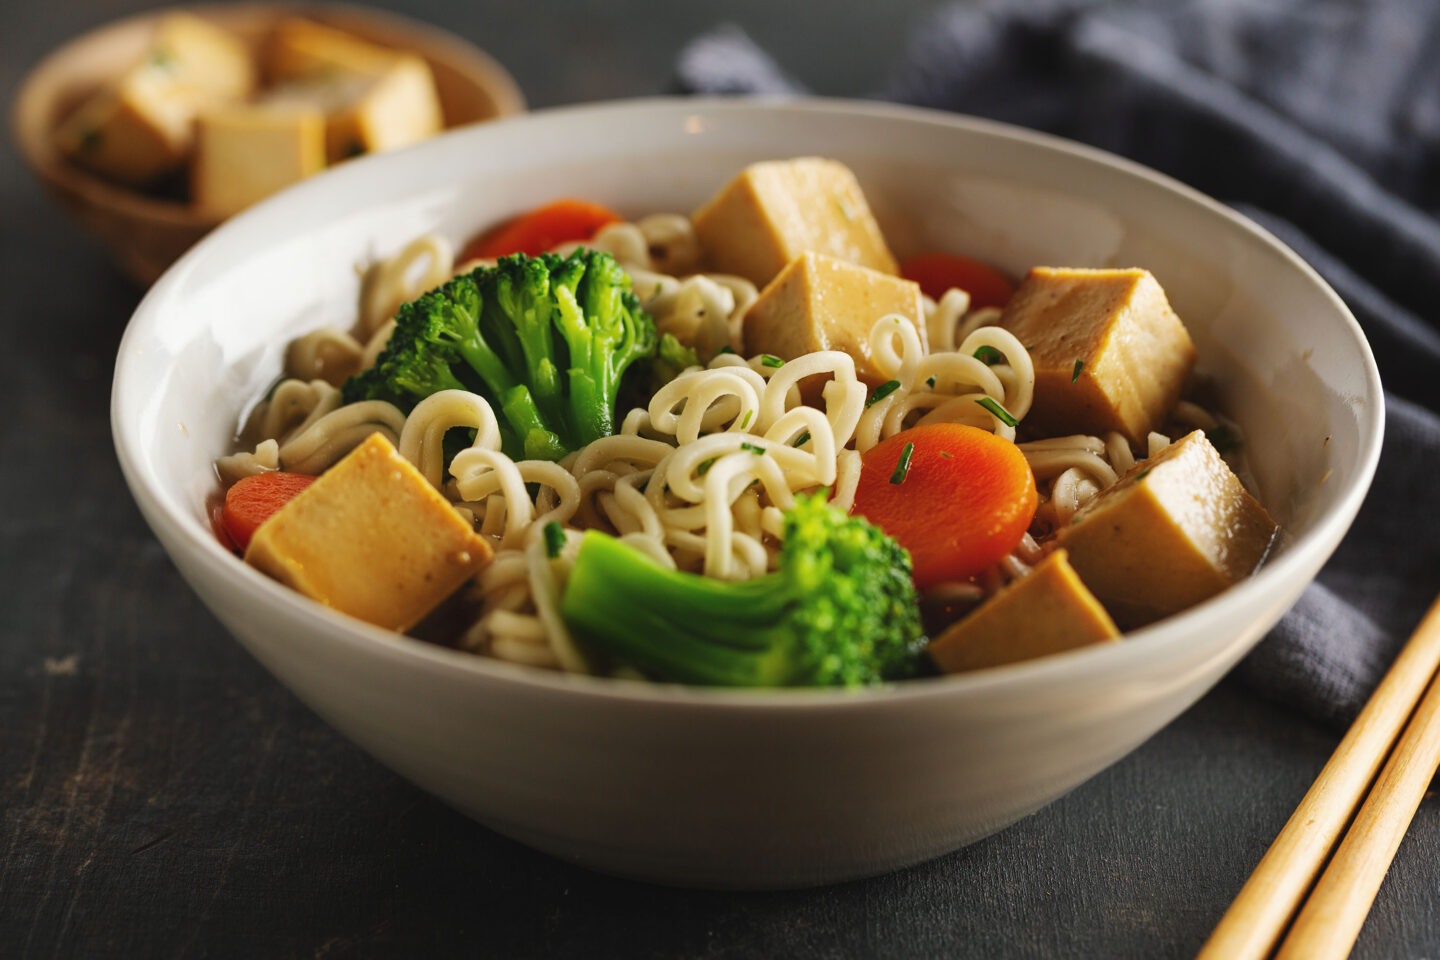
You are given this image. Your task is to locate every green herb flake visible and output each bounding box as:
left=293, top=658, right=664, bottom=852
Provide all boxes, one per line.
left=739, top=409, right=753, bottom=430
left=865, top=379, right=901, bottom=408
left=740, top=442, right=766, bottom=455
left=926, top=376, right=936, bottom=389
left=1072, top=359, right=1084, bottom=383
left=717, top=345, right=736, bottom=355
left=760, top=354, right=784, bottom=368
left=975, top=396, right=1019, bottom=428
left=1206, top=424, right=1242, bottom=454
left=697, top=458, right=716, bottom=476
left=149, top=49, right=174, bottom=71
left=973, top=345, right=1004, bottom=366
left=1134, top=468, right=1152, bottom=482
left=794, top=431, right=811, bottom=447
left=889, top=441, right=915, bottom=485
left=543, top=521, right=566, bottom=558
left=939, top=451, right=953, bottom=459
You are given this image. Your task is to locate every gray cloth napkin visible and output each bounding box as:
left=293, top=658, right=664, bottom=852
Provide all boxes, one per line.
left=675, top=1, right=1440, bottom=730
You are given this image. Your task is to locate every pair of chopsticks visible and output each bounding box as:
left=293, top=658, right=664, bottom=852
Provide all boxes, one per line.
left=1197, top=594, right=1440, bottom=960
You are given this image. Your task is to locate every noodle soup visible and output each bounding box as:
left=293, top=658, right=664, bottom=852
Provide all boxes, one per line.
left=212, top=158, right=1277, bottom=685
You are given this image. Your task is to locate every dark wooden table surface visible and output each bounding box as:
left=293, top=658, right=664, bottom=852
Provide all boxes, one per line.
left=4, top=1, right=1437, bottom=957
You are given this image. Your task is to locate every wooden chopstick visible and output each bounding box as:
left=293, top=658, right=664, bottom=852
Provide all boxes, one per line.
left=1196, top=593, right=1440, bottom=960
left=1275, top=606, right=1440, bottom=958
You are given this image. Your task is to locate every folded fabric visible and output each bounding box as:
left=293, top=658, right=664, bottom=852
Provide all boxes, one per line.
left=674, top=0, right=1440, bottom=730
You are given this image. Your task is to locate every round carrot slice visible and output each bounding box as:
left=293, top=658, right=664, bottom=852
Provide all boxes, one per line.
left=460, top=199, right=623, bottom=261
left=850, top=423, right=1037, bottom=588
left=221, top=471, right=316, bottom=552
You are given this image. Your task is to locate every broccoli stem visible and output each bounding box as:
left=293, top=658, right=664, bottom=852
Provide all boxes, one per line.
left=562, top=531, right=795, bottom=686
left=500, top=385, right=567, bottom=461
left=495, top=261, right=569, bottom=439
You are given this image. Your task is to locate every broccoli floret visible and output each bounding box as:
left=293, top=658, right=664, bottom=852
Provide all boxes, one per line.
left=342, top=249, right=657, bottom=461
left=652, top=332, right=699, bottom=389
left=559, top=493, right=925, bottom=687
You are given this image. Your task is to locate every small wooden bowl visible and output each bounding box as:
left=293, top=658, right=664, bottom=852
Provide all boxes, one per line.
left=11, top=3, right=525, bottom=285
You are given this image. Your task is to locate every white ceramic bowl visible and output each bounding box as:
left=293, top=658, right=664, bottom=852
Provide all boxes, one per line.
left=111, top=98, right=1383, bottom=889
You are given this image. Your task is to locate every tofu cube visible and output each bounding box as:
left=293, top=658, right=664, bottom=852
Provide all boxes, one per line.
left=245, top=434, right=493, bottom=632
left=692, top=158, right=899, bottom=287
left=927, top=549, right=1120, bottom=673
left=54, top=13, right=254, bottom=187
left=192, top=104, right=326, bottom=218
left=265, top=18, right=442, bottom=163
left=999, top=267, right=1197, bottom=445
left=147, top=12, right=256, bottom=102
left=743, top=252, right=925, bottom=386
left=1057, top=430, right=1277, bottom=628
left=327, top=56, right=443, bottom=161
left=55, top=71, right=197, bottom=187
left=267, top=17, right=399, bottom=80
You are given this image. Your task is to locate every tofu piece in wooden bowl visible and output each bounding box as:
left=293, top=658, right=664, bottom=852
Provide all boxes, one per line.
left=12, top=4, right=524, bottom=284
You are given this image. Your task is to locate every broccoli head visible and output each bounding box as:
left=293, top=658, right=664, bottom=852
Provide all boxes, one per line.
left=559, top=492, right=926, bottom=687
left=342, top=249, right=657, bottom=461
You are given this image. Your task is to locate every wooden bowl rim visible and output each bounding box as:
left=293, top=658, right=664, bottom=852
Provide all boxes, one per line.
left=11, top=1, right=527, bottom=231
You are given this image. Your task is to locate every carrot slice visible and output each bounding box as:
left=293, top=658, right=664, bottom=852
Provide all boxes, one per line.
left=901, top=252, right=1016, bottom=310
left=850, top=423, right=1037, bottom=589
left=459, top=199, right=624, bottom=261
left=221, top=472, right=316, bottom=552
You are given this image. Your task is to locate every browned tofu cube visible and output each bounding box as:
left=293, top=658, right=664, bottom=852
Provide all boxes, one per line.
left=192, top=104, right=327, bottom=218
left=147, top=12, right=256, bottom=102
left=266, top=17, right=398, bottom=81
left=264, top=19, right=442, bottom=163
left=743, top=252, right=925, bottom=386
left=54, top=13, right=255, bottom=188
left=1058, top=430, right=1277, bottom=628
left=245, top=434, right=493, bottom=632
left=928, top=549, right=1120, bottom=673
left=692, top=158, right=898, bottom=287
left=55, top=72, right=197, bottom=187
left=999, top=267, right=1196, bottom=445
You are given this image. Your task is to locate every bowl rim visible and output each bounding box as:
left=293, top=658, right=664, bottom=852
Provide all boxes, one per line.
left=9, top=0, right=527, bottom=230
left=110, top=95, right=1386, bottom=711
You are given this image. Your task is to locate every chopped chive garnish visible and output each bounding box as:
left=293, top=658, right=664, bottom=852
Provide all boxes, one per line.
left=760, top=354, right=784, bottom=368
left=794, top=431, right=811, bottom=447
left=1206, top=424, right=1241, bottom=454
left=543, top=521, right=566, bottom=558
left=1072, top=359, right=1084, bottom=383
left=698, top=458, right=716, bottom=475
left=975, top=396, right=1018, bottom=427
left=1134, top=468, right=1152, bottom=481
left=939, top=451, right=953, bottom=459
left=926, top=376, right=936, bottom=388
left=889, top=442, right=915, bottom=485
left=973, top=345, right=1004, bottom=365
left=740, top=442, right=766, bottom=455
left=717, top=345, right=736, bottom=355
left=866, top=379, right=901, bottom=407
left=739, top=409, right=753, bottom=429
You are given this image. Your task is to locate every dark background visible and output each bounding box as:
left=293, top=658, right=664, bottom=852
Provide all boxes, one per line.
left=3, top=1, right=1437, bottom=957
